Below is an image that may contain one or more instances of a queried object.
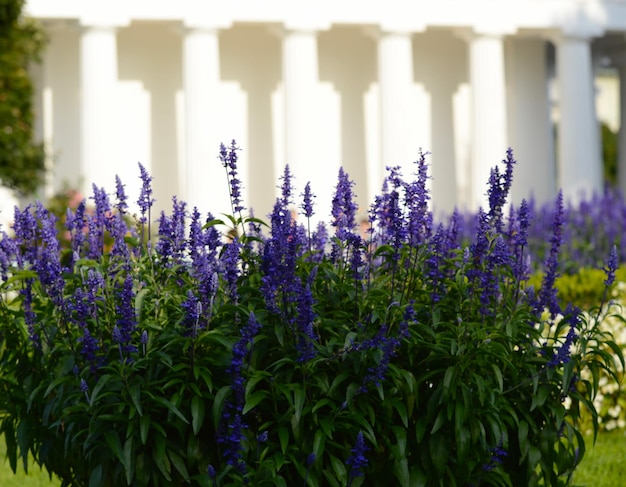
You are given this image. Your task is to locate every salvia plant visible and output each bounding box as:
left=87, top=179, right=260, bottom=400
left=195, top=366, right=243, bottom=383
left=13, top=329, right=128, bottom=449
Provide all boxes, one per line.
left=0, top=142, right=623, bottom=486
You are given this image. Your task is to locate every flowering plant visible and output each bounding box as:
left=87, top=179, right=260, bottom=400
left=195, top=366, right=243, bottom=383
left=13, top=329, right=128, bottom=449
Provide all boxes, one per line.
left=0, top=142, right=622, bottom=486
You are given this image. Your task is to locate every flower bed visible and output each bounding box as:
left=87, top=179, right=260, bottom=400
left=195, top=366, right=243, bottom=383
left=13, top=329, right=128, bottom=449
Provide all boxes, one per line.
left=0, top=144, right=622, bottom=486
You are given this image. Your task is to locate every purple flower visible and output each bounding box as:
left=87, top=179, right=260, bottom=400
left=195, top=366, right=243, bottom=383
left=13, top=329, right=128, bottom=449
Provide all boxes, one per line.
left=311, top=222, right=328, bottom=261
left=425, top=225, right=446, bottom=302
left=604, top=244, right=618, bottom=287
left=87, top=185, right=111, bottom=260
left=487, top=148, right=516, bottom=233
left=331, top=167, right=358, bottom=241
left=354, top=304, right=411, bottom=392
left=156, top=197, right=187, bottom=265
left=220, top=140, right=245, bottom=214
left=33, top=203, right=65, bottom=307
left=140, top=330, right=148, bottom=355
left=13, top=205, right=38, bottom=267
left=536, top=191, right=564, bottom=318
left=137, top=162, right=154, bottom=225
left=219, top=312, right=262, bottom=473
left=65, top=199, right=87, bottom=260
left=295, top=273, right=317, bottom=362
left=279, top=165, right=294, bottom=208
left=181, top=290, right=201, bottom=337
left=347, top=233, right=365, bottom=283
left=467, top=208, right=490, bottom=285
left=346, top=431, right=369, bottom=483
left=261, top=199, right=301, bottom=314
left=21, top=280, right=41, bottom=350
left=511, top=199, right=532, bottom=281
left=79, top=328, right=100, bottom=369
left=547, top=306, right=580, bottom=367
left=221, top=238, right=241, bottom=303
left=115, top=273, right=137, bottom=354
left=406, top=151, right=432, bottom=245
left=483, top=439, right=507, bottom=472
left=0, top=231, right=15, bottom=280
left=301, top=181, right=315, bottom=218
left=479, top=235, right=511, bottom=315
left=114, top=175, right=128, bottom=215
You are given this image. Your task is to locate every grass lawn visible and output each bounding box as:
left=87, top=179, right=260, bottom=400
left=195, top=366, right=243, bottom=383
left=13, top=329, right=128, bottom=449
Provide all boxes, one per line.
left=572, top=429, right=626, bottom=487
left=0, top=430, right=624, bottom=486
left=0, top=438, right=59, bottom=487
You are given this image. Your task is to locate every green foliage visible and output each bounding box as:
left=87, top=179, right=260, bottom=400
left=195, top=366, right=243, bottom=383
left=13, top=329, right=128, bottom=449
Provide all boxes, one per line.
left=0, top=0, right=46, bottom=195
left=0, top=152, right=623, bottom=486
left=601, top=122, right=618, bottom=187
left=528, top=266, right=626, bottom=310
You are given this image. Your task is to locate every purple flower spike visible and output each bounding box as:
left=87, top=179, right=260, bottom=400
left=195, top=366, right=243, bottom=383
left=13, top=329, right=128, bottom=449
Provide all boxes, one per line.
left=301, top=181, right=315, bottom=218
left=346, top=431, right=369, bottom=484
left=280, top=165, right=294, bottom=208
left=604, top=244, right=618, bottom=287
left=115, top=175, right=128, bottom=215
left=332, top=167, right=358, bottom=241
left=220, top=140, right=245, bottom=214
left=115, top=273, right=137, bottom=354
left=137, top=162, right=154, bottom=224
left=536, top=190, right=564, bottom=318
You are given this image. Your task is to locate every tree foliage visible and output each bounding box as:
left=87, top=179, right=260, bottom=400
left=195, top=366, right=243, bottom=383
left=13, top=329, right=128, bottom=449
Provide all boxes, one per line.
left=0, top=0, right=46, bottom=195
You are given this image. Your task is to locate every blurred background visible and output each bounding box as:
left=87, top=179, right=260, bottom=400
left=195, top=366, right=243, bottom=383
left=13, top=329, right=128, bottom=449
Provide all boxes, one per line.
left=3, top=0, right=626, bottom=227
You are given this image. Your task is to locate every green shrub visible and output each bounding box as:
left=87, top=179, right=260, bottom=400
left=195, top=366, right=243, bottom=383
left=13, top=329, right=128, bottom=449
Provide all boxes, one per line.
left=0, top=146, right=622, bottom=486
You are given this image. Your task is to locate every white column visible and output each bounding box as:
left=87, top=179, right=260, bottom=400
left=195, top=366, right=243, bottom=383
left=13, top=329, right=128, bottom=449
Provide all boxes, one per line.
left=378, top=30, right=415, bottom=179
left=467, top=32, right=508, bottom=210
left=618, top=64, right=626, bottom=193
left=506, top=37, right=555, bottom=204
left=182, top=26, right=227, bottom=214
left=282, top=28, right=326, bottom=211
left=282, top=29, right=317, bottom=176
left=553, top=33, right=602, bottom=201
left=79, top=25, right=119, bottom=191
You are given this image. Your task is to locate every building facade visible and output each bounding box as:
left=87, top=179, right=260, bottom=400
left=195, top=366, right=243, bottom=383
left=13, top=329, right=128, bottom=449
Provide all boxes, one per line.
left=12, top=0, right=626, bottom=225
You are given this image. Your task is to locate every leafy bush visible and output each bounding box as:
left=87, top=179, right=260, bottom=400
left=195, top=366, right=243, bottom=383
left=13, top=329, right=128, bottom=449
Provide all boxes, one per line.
left=0, top=0, right=46, bottom=195
left=0, top=144, right=622, bottom=486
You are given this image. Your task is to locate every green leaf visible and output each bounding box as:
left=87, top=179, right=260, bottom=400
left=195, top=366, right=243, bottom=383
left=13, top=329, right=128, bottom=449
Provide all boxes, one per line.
left=278, top=427, right=289, bottom=454
left=312, top=398, right=334, bottom=413
left=391, top=399, right=408, bottom=428
left=319, top=418, right=334, bottom=439
left=123, top=436, right=135, bottom=485
left=313, top=429, right=326, bottom=460
left=430, top=409, right=446, bottom=435
left=202, top=218, right=226, bottom=229
left=530, top=385, right=549, bottom=411
left=104, top=430, right=125, bottom=465
left=329, top=454, right=347, bottom=484
left=169, top=449, right=190, bottom=482
left=153, top=434, right=172, bottom=481
left=294, top=388, right=305, bottom=424
left=491, top=364, right=503, bottom=392
left=428, top=434, right=448, bottom=477
left=89, top=464, right=103, bottom=487
left=212, top=385, right=231, bottom=429
left=154, top=396, right=189, bottom=424
left=90, top=374, right=112, bottom=407
left=191, top=395, right=205, bottom=435
left=443, top=366, right=455, bottom=397
left=243, top=390, right=268, bottom=415
left=393, top=457, right=410, bottom=486
left=134, top=288, right=150, bottom=321
left=140, top=414, right=150, bottom=445
left=129, top=383, right=143, bottom=416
